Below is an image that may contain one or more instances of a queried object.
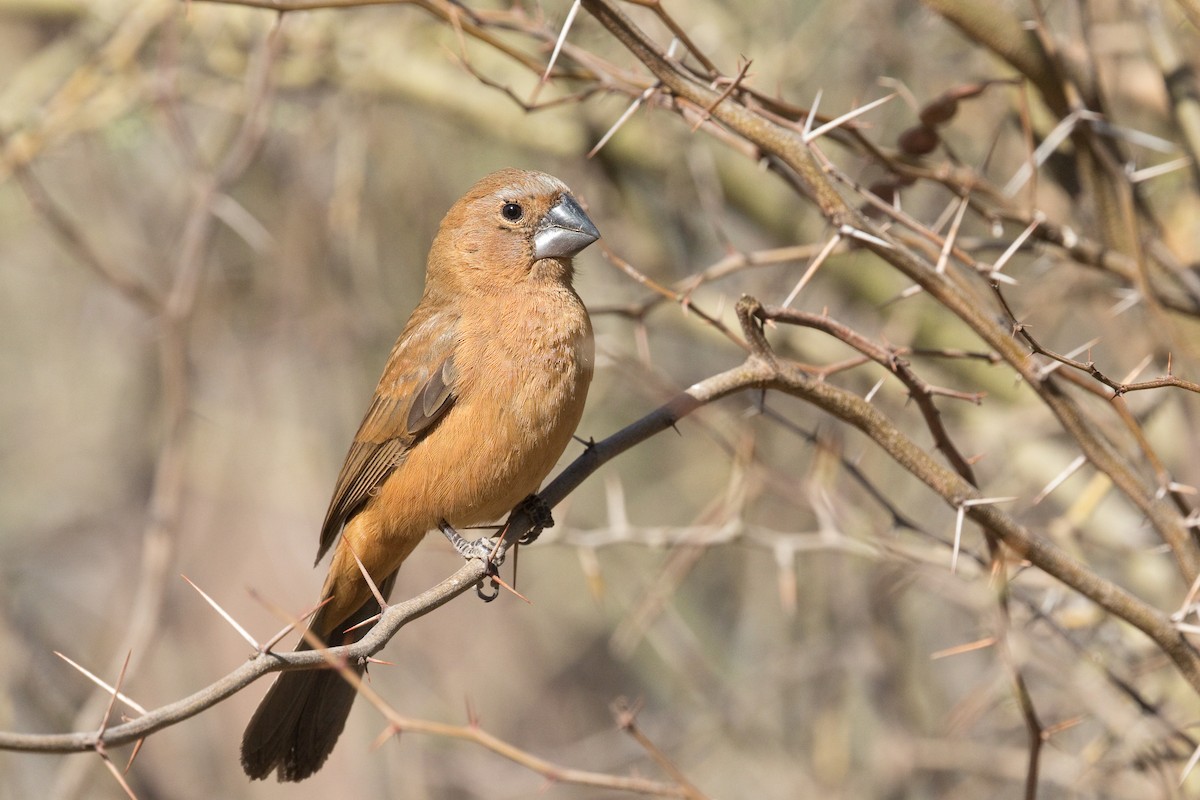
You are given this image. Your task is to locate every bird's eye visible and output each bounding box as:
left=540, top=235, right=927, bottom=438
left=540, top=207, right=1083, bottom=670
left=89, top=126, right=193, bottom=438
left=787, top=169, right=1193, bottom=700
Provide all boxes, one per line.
left=501, top=202, right=524, bottom=222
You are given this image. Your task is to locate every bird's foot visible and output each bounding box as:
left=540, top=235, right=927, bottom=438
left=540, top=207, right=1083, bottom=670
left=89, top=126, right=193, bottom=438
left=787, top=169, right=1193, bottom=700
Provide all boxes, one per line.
left=439, top=519, right=505, bottom=602
left=439, top=520, right=505, bottom=565
left=515, top=494, right=555, bottom=545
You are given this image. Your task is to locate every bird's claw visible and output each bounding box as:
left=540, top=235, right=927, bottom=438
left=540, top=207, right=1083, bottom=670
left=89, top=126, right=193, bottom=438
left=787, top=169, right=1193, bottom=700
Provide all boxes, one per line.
left=475, top=578, right=500, bottom=602
left=516, top=494, right=555, bottom=546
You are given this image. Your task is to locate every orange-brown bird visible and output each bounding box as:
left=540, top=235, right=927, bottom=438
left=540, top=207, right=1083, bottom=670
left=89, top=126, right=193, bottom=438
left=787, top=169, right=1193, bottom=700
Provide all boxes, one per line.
left=240, top=168, right=599, bottom=782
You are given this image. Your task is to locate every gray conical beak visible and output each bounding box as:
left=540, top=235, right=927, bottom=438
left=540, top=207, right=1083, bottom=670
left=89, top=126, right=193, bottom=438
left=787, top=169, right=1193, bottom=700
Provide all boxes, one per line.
left=533, top=193, right=600, bottom=260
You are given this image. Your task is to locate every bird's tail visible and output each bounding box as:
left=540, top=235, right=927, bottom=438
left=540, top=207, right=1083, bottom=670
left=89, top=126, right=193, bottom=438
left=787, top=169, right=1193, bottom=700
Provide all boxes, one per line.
left=240, top=571, right=398, bottom=782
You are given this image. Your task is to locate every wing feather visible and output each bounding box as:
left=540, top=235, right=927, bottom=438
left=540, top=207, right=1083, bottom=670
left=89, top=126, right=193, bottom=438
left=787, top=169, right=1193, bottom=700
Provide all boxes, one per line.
left=408, top=354, right=456, bottom=437
left=314, top=313, right=459, bottom=563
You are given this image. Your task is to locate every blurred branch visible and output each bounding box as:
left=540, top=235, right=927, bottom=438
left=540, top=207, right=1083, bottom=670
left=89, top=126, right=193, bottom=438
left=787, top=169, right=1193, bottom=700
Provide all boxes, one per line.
left=1177, top=0, right=1200, bottom=30
left=919, top=0, right=1070, bottom=114
left=5, top=160, right=162, bottom=313
left=1140, top=0, right=1200, bottom=187
left=28, top=16, right=283, bottom=800
left=0, top=1, right=172, bottom=182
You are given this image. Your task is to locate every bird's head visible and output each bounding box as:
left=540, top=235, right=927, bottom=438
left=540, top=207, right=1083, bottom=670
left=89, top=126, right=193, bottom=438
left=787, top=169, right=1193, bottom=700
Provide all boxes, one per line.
left=428, top=168, right=600, bottom=291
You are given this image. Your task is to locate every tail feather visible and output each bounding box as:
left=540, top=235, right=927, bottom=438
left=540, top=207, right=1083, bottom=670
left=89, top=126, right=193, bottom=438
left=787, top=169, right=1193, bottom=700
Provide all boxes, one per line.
left=240, top=571, right=398, bottom=782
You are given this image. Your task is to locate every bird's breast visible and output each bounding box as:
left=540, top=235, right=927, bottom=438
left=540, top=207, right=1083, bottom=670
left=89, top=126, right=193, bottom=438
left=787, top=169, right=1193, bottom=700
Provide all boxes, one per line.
left=375, top=286, right=592, bottom=534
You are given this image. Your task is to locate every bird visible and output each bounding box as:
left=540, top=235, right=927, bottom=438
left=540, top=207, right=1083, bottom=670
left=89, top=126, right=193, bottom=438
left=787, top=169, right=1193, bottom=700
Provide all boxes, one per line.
left=240, top=168, right=599, bottom=782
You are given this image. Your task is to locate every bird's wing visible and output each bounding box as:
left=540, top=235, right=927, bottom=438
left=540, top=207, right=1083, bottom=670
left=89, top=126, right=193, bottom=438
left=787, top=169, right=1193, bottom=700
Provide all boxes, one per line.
left=315, top=315, right=459, bottom=563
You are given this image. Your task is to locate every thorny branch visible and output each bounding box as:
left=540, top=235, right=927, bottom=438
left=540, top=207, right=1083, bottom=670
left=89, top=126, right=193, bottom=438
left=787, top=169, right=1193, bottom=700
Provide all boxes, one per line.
left=5, top=0, right=1200, bottom=796
left=5, top=293, right=1197, bottom=762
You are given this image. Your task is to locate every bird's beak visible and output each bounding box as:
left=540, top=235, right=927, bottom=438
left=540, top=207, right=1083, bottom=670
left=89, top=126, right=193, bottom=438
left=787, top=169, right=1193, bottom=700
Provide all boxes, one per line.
left=533, top=194, right=601, bottom=260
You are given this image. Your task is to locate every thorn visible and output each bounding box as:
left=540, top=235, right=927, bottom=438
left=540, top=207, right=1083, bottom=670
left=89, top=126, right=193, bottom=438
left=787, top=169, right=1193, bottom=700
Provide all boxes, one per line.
left=54, top=652, right=147, bottom=716
left=1041, top=716, right=1085, bottom=738
left=1004, top=109, right=1082, bottom=196
left=182, top=574, right=259, bottom=650
left=952, top=504, right=965, bottom=574
left=97, top=650, right=134, bottom=737
left=691, top=56, right=753, bottom=132
left=372, top=723, right=402, bottom=750
left=987, top=215, right=1040, bottom=275
left=539, top=0, right=581, bottom=85
left=935, top=195, right=971, bottom=274
left=962, top=496, right=1019, bottom=506
left=801, top=88, right=823, bottom=140
left=344, top=611, right=384, bottom=634
left=838, top=223, right=893, bottom=249
left=781, top=231, right=841, bottom=308
left=348, top=542, right=388, bottom=611
left=930, top=636, right=996, bottom=659
left=1120, top=353, right=1154, bottom=385
left=489, top=572, right=533, bottom=604
left=1064, top=337, right=1103, bottom=362
left=1129, top=156, right=1192, bottom=184
left=247, top=590, right=332, bottom=652
left=465, top=696, right=480, bottom=727
left=125, top=738, right=146, bottom=773
left=589, top=86, right=655, bottom=159
left=1180, top=740, right=1200, bottom=787
left=97, top=749, right=140, bottom=800
left=952, top=496, right=1018, bottom=572
left=365, top=656, right=396, bottom=667
left=1033, top=454, right=1087, bottom=505
left=803, top=92, right=896, bottom=142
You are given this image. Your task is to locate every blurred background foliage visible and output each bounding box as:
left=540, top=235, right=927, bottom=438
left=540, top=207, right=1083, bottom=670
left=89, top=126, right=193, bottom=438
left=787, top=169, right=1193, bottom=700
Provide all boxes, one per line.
left=1, top=0, right=1200, bottom=798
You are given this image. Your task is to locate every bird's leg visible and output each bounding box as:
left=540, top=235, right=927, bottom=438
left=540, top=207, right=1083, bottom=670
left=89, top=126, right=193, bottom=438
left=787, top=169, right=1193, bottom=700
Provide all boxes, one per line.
left=515, top=494, right=555, bottom=545
left=438, top=519, right=504, bottom=564
left=439, top=519, right=504, bottom=602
